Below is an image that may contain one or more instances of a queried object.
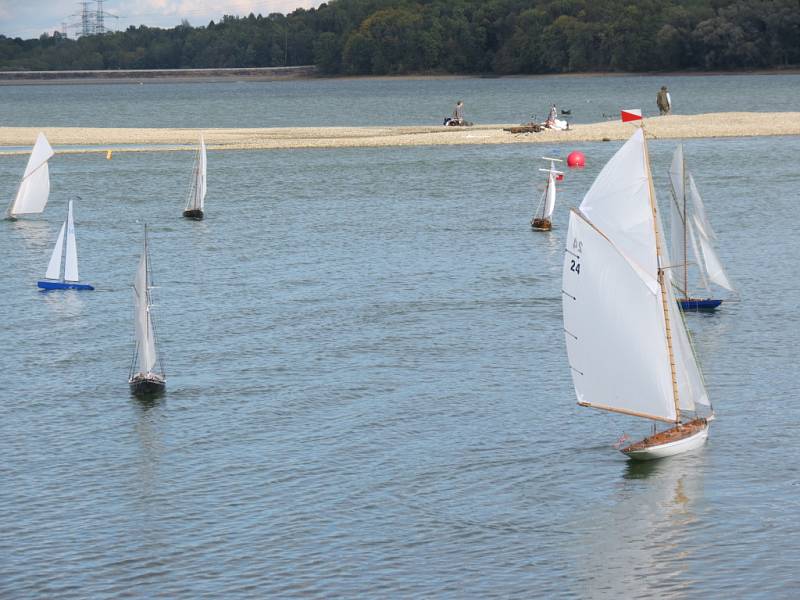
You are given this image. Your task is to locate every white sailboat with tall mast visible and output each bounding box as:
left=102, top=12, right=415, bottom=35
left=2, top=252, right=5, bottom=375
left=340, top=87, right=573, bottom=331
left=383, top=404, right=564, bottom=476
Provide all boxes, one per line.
left=37, top=199, right=94, bottom=291
left=531, top=157, right=563, bottom=231
left=562, top=127, right=713, bottom=460
left=6, top=132, right=54, bottom=220
left=668, top=144, right=735, bottom=311
left=182, top=135, right=207, bottom=220
left=129, top=225, right=166, bottom=395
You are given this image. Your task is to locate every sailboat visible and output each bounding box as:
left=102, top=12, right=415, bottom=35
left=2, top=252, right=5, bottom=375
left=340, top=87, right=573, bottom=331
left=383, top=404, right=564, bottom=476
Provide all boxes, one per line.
left=531, top=156, right=564, bottom=231
left=562, top=128, right=713, bottom=460
left=668, top=144, right=735, bottom=311
left=37, top=200, right=94, bottom=291
left=129, top=225, right=166, bottom=395
left=6, top=132, right=55, bottom=220
left=182, top=136, right=207, bottom=219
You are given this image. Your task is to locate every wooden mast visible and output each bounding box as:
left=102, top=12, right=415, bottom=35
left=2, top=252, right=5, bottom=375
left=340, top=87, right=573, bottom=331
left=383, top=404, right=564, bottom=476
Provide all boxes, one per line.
left=641, top=123, right=682, bottom=424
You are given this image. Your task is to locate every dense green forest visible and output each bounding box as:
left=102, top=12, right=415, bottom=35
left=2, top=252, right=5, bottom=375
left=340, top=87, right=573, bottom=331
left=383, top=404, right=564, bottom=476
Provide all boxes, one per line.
left=1, top=0, right=799, bottom=75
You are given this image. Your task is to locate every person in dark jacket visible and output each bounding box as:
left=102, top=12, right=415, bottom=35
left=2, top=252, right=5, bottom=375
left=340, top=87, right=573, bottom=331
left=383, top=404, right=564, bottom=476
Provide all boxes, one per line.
left=657, top=86, right=671, bottom=115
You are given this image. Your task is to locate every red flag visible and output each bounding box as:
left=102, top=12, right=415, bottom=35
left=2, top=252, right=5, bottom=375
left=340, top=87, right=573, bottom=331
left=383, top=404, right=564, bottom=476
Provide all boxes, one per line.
left=621, top=109, right=643, bottom=122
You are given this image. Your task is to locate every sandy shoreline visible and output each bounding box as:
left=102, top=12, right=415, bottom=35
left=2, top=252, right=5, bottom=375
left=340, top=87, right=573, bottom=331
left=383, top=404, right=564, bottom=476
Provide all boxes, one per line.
left=1, top=112, right=798, bottom=154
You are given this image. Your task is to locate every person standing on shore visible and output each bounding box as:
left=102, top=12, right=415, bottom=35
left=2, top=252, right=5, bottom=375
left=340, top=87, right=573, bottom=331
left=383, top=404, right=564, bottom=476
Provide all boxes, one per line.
left=452, top=100, right=464, bottom=125
left=657, top=86, right=671, bottom=115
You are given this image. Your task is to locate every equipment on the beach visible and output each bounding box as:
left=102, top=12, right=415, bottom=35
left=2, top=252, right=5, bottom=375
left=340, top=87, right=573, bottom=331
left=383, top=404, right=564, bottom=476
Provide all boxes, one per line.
left=562, top=127, right=713, bottom=460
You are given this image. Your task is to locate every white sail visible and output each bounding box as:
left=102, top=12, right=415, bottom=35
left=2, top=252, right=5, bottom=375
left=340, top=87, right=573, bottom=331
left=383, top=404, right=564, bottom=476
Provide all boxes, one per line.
left=563, top=210, right=677, bottom=422
left=185, top=136, right=207, bottom=212
left=687, top=173, right=715, bottom=240
left=133, top=238, right=158, bottom=374
left=563, top=129, right=711, bottom=423
left=696, top=219, right=734, bottom=292
left=45, top=222, right=66, bottom=280
left=543, top=170, right=556, bottom=219
left=64, top=200, right=79, bottom=282
left=665, top=275, right=710, bottom=410
left=688, top=219, right=710, bottom=292
left=8, top=132, right=54, bottom=216
left=668, top=145, right=687, bottom=291
left=579, top=128, right=658, bottom=276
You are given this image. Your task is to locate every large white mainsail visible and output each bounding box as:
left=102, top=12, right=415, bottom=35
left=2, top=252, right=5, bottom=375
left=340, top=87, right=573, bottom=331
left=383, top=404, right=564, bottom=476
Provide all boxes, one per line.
left=7, top=132, right=54, bottom=218
left=184, top=136, right=207, bottom=213
left=133, top=233, right=158, bottom=375
left=562, top=128, right=709, bottom=425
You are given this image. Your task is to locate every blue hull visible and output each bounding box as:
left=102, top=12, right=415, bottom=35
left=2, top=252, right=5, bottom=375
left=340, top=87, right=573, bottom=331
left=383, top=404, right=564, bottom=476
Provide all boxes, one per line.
left=679, top=298, right=722, bottom=311
left=37, top=280, right=94, bottom=291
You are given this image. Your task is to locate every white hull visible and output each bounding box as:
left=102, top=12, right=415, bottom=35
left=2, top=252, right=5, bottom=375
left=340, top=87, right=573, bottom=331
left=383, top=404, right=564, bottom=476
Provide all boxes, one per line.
left=622, top=422, right=709, bottom=461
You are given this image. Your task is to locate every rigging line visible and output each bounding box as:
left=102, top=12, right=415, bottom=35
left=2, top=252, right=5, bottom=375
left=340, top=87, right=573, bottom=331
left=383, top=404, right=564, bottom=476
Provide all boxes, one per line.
left=563, top=328, right=577, bottom=340
left=569, top=365, right=583, bottom=376
left=564, top=248, right=579, bottom=259
left=561, top=289, right=576, bottom=301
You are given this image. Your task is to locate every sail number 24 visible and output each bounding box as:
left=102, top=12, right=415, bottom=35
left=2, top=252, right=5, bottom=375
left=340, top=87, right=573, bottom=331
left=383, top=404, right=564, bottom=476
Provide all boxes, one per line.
left=570, top=237, right=583, bottom=274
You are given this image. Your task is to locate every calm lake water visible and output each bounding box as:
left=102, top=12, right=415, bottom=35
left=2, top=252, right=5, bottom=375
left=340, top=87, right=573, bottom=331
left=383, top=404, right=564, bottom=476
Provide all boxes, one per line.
left=1, top=75, right=800, bottom=598
left=1, top=72, right=799, bottom=128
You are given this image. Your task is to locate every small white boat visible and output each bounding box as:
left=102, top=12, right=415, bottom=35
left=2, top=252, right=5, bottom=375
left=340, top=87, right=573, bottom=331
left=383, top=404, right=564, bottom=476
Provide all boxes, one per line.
left=182, top=135, right=207, bottom=220
left=129, top=225, right=166, bottom=395
left=531, top=156, right=563, bottom=231
left=668, top=144, right=736, bottom=311
left=6, top=132, right=54, bottom=220
left=37, top=200, right=94, bottom=291
left=561, top=127, right=714, bottom=461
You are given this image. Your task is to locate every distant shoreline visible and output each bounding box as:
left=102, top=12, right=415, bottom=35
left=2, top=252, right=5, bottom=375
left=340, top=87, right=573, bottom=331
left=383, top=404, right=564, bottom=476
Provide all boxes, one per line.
left=0, top=65, right=317, bottom=85
left=1, top=66, right=799, bottom=85
left=1, top=113, right=798, bottom=154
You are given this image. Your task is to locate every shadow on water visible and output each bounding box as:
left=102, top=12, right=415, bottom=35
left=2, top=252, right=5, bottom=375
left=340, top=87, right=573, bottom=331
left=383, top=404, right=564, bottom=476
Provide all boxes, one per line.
left=623, top=457, right=666, bottom=480
left=130, top=389, right=166, bottom=410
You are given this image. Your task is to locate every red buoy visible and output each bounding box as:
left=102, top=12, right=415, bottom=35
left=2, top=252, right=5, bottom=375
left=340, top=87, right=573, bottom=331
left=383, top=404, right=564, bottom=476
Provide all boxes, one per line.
left=556, top=173, right=565, bottom=181
left=567, top=151, right=585, bottom=168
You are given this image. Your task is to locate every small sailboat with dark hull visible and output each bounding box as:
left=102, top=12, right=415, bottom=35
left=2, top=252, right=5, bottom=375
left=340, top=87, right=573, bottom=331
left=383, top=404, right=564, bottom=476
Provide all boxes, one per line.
left=129, top=225, right=166, bottom=395
left=531, top=157, right=563, bottom=231
left=668, top=144, right=735, bottom=311
left=37, top=200, right=94, bottom=291
left=562, top=127, right=713, bottom=461
left=182, top=136, right=207, bottom=220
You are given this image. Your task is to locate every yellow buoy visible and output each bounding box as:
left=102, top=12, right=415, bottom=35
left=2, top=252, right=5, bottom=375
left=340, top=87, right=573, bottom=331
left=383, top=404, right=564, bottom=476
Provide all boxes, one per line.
left=106, top=150, right=113, bottom=160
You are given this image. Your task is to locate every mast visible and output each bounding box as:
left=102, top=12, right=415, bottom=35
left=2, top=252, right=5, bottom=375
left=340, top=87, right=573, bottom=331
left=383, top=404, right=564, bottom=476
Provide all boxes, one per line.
left=682, top=148, right=689, bottom=299
left=642, top=125, right=682, bottom=424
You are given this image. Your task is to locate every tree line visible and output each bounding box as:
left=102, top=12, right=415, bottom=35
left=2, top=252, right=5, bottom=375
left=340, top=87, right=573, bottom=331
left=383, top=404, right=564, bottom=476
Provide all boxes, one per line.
left=1, top=0, right=798, bottom=75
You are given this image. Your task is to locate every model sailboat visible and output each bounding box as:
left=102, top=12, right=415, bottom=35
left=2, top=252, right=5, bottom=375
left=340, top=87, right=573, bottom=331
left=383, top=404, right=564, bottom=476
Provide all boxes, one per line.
left=668, top=144, right=735, bottom=311
left=129, top=225, right=166, bottom=395
left=562, top=128, right=713, bottom=460
left=37, top=200, right=94, bottom=291
left=6, top=132, right=54, bottom=220
left=182, top=136, right=207, bottom=219
left=531, top=157, right=563, bottom=231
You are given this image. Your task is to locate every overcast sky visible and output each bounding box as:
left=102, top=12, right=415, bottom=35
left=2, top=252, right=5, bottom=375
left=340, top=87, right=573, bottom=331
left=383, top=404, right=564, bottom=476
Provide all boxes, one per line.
left=0, top=1, right=323, bottom=39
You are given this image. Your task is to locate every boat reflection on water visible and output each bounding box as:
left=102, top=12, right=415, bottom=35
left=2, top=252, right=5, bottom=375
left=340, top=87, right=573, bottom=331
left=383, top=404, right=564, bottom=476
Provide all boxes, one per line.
left=568, top=454, right=707, bottom=598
